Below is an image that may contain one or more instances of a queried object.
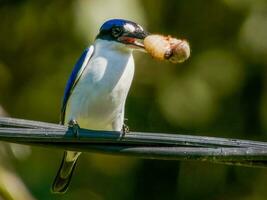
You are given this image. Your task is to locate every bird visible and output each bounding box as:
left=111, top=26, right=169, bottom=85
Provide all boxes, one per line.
left=52, top=19, right=148, bottom=193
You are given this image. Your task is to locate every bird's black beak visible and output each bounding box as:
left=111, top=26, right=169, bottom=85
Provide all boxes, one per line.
left=118, top=30, right=149, bottom=50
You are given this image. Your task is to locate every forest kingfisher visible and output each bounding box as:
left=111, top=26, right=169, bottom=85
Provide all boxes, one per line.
left=52, top=19, right=149, bottom=193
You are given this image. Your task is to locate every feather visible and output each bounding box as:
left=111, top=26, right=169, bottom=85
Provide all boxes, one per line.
left=60, top=45, right=94, bottom=124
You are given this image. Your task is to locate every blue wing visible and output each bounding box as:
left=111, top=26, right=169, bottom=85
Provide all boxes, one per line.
left=61, top=45, right=94, bottom=124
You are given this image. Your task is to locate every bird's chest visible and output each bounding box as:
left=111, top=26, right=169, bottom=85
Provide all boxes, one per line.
left=65, top=53, right=134, bottom=128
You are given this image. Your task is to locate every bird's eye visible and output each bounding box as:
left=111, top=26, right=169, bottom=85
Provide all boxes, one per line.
left=111, top=27, right=123, bottom=38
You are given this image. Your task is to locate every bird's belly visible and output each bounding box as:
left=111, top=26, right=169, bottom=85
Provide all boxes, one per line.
left=67, top=93, right=122, bottom=130
left=64, top=57, right=134, bottom=131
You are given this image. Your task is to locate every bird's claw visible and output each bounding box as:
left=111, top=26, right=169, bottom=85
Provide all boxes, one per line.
left=119, top=123, right=130, bottom=140
left=68, top=119, right=80, bottom=138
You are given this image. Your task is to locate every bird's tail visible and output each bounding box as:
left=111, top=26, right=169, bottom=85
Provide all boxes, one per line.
left=51, top=151, right=81, bottom=193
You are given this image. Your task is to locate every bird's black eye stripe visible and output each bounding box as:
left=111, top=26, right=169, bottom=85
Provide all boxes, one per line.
left=111, top=26, right=123, bottom=38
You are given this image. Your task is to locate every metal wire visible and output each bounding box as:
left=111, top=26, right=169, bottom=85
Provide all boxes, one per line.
left=1, top=117, right=267, bottom=168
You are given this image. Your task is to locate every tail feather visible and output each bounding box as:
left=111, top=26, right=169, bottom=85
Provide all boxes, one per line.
left=52, top=151, right=80, bottom=193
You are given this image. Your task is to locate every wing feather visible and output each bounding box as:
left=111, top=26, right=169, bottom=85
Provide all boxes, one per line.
left=60, top=45, right=94, bottom=124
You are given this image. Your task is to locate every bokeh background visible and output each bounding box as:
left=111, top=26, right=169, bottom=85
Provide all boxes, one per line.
left=0, top=0, right=267, bottom=199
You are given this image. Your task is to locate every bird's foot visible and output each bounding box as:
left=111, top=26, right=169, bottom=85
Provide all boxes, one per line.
left=119, top=123, right=130, bottom=140
left=68, top=119, right=80, bottom=138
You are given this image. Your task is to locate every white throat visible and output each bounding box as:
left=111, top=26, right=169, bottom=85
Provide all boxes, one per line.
left=94, top=39, right=133, bottom=54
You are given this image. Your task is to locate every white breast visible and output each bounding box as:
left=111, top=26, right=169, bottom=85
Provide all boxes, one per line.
left=64, top=40, right=135, bottom=131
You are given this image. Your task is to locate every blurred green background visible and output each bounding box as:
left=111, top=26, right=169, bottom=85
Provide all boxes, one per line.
left=0, top=0, right=267, bottom=199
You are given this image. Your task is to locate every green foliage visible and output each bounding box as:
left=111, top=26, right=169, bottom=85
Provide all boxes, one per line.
left=0, top=0, right=267, bottom=199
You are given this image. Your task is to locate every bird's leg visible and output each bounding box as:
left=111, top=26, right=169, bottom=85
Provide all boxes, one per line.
left=68, top=119, right=80, bottom=138
left=122, top=123, right=130, bottom=134
left=120, top=119, right=130, bottom=140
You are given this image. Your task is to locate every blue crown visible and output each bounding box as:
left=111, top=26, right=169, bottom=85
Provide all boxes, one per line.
left=100, top=19, right=136, bottom=31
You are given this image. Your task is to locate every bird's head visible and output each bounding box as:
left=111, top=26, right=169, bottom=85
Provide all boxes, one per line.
left=96, top=19, right=149, bottom=52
